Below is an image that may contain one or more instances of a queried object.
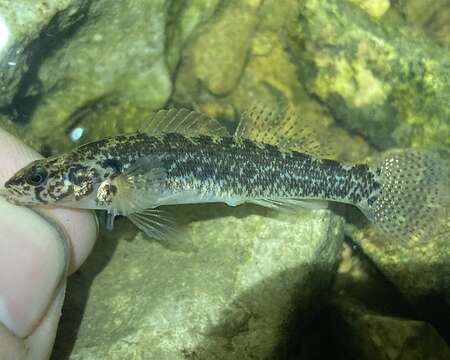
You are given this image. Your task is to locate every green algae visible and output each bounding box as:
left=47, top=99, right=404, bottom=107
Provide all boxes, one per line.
left=291, top=0, right=450, bottom=149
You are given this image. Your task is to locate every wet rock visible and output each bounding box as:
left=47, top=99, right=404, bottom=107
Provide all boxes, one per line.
left=394, top=0, right=450, bottom=47
left=0, top=0, right=90, bottom=107
left=52, top=206, right=343, bottom=359
left=172, top=0, right=369, bottom=162
left=331, top=299, right=450, bottom=360
left=287, top=0, right=450, bottom=328
left=185, top=0, right=262, bottom=96
left=27, top=0, right=172, bottom=152
left=351, top=224, right=450, bottom=308
left=325, top=243, right=450, bottom=360
left=165, top=0, right=222, bottom=74
left=291, top=0, right=450, bottom=149
left=350, top=0, right=391, bottom=19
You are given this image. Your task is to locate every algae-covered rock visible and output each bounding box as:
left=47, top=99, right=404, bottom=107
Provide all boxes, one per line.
left=172, top=0, right=369, bottom=162
left=291, top=0, right=450, bottom=149
left=165, top=0, right=222, bottom=74
left=0, top=0, right=90, bottom=107
left=52, top=206, right=343, bottom=359
left=394, top=0, right=450, bottom=47
left=182, top=0, right=262, bottom=96
left=350, top=0, right=390, bottom=19
left=27, top=0, right=172, bottom=153
left=286, top=0, right=450, bottom=346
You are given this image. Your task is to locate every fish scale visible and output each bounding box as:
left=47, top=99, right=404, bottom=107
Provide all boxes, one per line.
left=148, top=133, right=380, bottom=207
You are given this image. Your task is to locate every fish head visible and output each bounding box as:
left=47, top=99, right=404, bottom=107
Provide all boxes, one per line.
left=3, top=156, right=103, bottom=208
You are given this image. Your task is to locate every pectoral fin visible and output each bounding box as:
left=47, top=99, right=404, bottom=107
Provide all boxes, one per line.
left=98, top=156, right=167, bottom=217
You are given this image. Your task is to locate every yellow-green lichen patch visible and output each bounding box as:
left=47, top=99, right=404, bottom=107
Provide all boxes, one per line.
left=314, top=53, right=389, bottom=109
left=350, top=0, right=390, bottom=19
left=292, top=0, right=450, bottom=149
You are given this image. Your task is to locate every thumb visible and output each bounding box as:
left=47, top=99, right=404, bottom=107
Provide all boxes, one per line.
left=0, top=128, right=97, bottom=359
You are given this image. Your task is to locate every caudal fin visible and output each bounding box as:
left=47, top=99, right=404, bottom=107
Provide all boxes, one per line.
left=360, top=150, right=450, bottom=241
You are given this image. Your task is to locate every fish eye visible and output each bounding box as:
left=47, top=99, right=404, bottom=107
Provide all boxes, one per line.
left=26, top=167, right=48, bottom=186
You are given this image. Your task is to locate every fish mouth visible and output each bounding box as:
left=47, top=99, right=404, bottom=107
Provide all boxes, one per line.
left=0, top=186, right=32, bottom=205
left=2, top=185, right=19, bottom=195
left=3, top=178, right=14, bottom=189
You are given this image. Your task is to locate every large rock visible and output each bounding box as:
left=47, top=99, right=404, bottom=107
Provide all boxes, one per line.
left=290, top=0, right=450, bottom=149
left=172, top=0, right=368, bottom=162
left=351, top=224, right=450, bottom=307
left=0, top=0, right=90, bottom=107
left=27, top=0, right=172, bottom=152
left=331, top=299, right=450, bottom=360
left=52, top=206, right=343, bottom=359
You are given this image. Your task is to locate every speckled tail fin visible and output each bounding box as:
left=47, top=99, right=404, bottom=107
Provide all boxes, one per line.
left=235, top=104, right=328, bottom=156
left=142, top=108, right=229, bottom=137
left=360, top=150, right=450, bottom=241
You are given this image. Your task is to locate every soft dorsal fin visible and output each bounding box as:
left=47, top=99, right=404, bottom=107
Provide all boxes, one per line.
left=235, top=105, right=328, bottom=157
left=141, top=108, right=230, bottom=137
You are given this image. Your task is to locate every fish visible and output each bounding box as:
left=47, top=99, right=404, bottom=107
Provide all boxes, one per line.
left=2, top=107, right=450, bottom=241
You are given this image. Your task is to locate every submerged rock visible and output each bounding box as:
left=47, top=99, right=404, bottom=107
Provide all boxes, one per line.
left=26, top=0, right=172, bottom=152
left=285, top=0, right=450, bottom=352
left=351, top=225, right=450, bottom=312
left=394, top=0, right=450, bottom=47
left=52, top=206, right=343, bottom=359
left=331, top=299, right=450, bottom=360
left=291, top=0, right=450, bottom=149
left=172, top=0, right=368, bottom=162
left=0, top=0, right=90, bottom=107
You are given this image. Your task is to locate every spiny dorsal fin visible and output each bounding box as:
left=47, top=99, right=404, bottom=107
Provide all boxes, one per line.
left=142, top=108, right=229, bottom=137
left=235, top=105, right=329, bottom=157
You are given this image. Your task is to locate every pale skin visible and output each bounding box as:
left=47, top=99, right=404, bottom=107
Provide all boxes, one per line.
left=0, top=129, right=97, bottom=359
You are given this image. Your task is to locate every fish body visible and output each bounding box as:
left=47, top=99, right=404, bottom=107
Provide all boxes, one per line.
left=3, top=109, right=449, bottom=240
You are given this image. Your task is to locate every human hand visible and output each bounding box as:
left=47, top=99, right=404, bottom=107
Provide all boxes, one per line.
left=0, top=129, right=97, bottom=359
